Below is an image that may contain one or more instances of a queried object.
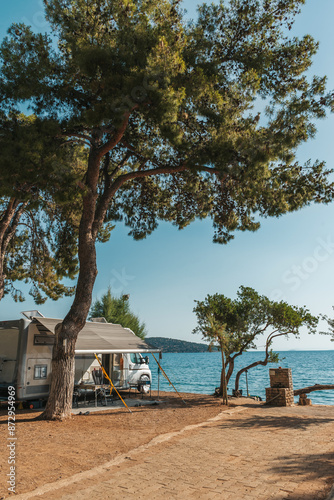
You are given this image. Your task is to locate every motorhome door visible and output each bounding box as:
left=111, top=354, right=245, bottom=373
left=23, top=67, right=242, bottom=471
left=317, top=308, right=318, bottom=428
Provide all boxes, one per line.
left=25, top=358, right=51, bottom=397
left=115, top=354, right=126, bottom=387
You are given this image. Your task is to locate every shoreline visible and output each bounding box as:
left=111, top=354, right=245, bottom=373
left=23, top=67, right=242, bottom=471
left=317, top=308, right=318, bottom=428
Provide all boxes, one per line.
left=149, top=350, right=334, bottom=406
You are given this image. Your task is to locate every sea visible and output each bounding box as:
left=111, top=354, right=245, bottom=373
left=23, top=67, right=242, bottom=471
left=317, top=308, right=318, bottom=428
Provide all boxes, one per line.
left=148, top=351, right=334, bottom=406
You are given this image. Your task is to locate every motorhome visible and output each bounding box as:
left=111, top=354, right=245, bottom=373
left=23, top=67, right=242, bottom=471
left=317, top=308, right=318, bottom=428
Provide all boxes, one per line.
left=0, top=311, right=160, bottom=402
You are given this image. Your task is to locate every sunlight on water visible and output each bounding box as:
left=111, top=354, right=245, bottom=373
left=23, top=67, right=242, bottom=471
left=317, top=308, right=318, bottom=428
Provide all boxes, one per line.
left=149, top=351, right=334, bottom=405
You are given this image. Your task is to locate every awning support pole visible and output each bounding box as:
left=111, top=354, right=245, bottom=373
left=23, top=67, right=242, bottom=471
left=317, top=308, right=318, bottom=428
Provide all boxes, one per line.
left=94, top=354, right=132, bottom=413
left=152, top=353, right=187, bottom=405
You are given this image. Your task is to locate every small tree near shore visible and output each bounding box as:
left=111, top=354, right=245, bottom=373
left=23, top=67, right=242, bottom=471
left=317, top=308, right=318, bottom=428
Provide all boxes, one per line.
left=193, top=287, right=318, bottom=397
left=233, top=332, right=281, bottom=394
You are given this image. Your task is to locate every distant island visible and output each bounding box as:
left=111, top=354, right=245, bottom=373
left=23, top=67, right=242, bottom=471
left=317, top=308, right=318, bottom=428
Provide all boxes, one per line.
left=146, top=337, right=216, bottom=353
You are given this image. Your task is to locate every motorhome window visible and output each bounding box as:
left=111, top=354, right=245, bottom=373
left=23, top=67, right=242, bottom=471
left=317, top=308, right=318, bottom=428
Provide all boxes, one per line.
left=34, top=335, right=55, bottom=345
left=34, top=365, right=47, bottom=379
left=130, top=353, right=141, bottom=364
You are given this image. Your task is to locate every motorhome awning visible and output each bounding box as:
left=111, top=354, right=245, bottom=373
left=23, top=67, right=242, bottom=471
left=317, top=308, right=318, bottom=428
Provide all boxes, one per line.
left=32, top=318, right=161, bottom=354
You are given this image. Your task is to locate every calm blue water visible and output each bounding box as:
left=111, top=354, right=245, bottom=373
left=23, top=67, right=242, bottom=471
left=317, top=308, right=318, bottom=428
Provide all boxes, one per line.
left=148, top=351, right=334, bottom=405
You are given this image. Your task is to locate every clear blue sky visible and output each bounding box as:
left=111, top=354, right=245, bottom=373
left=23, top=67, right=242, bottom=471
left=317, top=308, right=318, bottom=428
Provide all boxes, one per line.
left=1, top=1, right=334, bottom=350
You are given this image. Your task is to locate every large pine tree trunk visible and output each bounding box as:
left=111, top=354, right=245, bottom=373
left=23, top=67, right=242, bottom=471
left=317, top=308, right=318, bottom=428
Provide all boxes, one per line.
left=42, top=154, right=100, bottom=419
left=42, top=234, right=98, bottom=419
left=43, top=323, right=76, bottom=420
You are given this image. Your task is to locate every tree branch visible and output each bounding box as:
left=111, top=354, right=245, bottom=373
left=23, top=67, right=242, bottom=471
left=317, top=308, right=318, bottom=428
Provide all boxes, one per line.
left=97, top=107, right=138, bottom=159
left=60, top=132, right=93, bottom=146
left=0, top=198, right=20, bottom=236
left=294, top=384, right=334, bottom=396
left=109, top=152, right=132, bottom=181
left=120, top=139, right=222, bottom=176
left=234, top=331, right=288, bottom=392
left=64, top=138, right=92, bottom=147
left=92, top=153, right=132, bottom=235
left=112, top=161, right=189, bottom=185
left=2, top=201, right=28, bottom=251
left=120, top=140, right=168, bottom=170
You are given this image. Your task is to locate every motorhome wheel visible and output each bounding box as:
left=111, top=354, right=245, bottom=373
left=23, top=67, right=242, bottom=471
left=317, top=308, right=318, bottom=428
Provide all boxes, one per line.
left=139, top=374, right=150, bottom=393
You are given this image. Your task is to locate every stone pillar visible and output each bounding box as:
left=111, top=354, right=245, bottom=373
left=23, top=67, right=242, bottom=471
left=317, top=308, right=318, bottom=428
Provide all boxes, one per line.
left=298, top=393, right=312, bottom=406
left=265, top=368, right=294, bottom=406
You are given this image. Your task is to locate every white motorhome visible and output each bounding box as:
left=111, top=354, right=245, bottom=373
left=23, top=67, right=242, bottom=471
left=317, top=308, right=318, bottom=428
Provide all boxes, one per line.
left=0, top=311, right=160, bottom=402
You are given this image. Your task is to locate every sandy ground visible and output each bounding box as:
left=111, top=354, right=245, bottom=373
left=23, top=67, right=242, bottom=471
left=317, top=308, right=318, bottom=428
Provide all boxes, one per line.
left=0, top=391, right=226, bottom=498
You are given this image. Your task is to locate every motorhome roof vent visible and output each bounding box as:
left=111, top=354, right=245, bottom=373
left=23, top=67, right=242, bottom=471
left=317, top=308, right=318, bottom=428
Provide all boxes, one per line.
left=89, top=317, right=107, bottom=323
left=21, top=310, right=45, bottom=320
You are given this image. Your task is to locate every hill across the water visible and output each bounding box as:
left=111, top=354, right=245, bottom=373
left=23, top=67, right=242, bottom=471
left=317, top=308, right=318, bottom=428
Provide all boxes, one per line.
left=146, top=337, right=214, bottom=353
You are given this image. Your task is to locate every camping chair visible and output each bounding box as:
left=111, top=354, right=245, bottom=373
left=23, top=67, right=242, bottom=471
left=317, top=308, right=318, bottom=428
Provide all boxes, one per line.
left=92, top=369, right=105, bottom=405
left=92, top=368, right=114, bottom=406
left=92, top=368, right=103, bottom=385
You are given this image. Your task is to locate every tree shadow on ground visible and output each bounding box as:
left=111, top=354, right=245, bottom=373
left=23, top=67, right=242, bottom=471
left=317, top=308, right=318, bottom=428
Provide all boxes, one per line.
left=218, top=413, right=334, bottom=431
left=270, top=452, right=334, bottom=500
left=271, top=450, right=334, bottom=476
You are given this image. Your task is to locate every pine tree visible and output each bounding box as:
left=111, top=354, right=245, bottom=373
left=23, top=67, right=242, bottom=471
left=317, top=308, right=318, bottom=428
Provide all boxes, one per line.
left=90, top=289, right=147, bottom=339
